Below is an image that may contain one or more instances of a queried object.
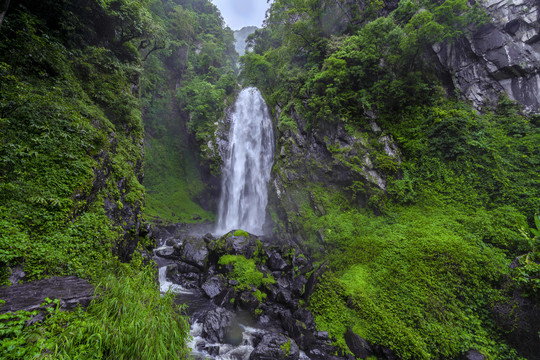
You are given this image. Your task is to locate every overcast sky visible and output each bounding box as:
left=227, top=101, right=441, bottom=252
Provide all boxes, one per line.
left=211, top=0, right=270, bottom=30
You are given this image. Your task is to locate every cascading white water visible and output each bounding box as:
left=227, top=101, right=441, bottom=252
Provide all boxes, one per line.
left=215, top=87, right=274, bottom=235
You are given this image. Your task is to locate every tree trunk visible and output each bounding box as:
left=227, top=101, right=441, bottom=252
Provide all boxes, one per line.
left=0, top=0, right=11, bottom=30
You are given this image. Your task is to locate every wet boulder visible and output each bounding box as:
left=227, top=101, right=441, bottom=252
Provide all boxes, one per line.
left=249, top=333, right=299, bottom=360
left=202, top=275, right=225, bottom=299
left=219, top=231, right=259, bottom=258
left=201, top=307, right=234, bottom=343
left=154, top=246, right=175, bottom=258
left=214, top=287, right=237, bottom=308
left=463, top=349, right=486, bottom=360
left=176, top=261, right=201, bottom=274
left=291, top=275, right=306, bottom=297
left=177, top=236, right=208, bottom=270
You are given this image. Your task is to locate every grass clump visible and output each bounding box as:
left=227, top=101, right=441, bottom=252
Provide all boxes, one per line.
left=280, top=338, right=292, bottom=356
left=0, top=262, right=192, bottom=360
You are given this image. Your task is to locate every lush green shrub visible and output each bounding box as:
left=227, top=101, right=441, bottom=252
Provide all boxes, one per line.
left=219, top=254, right=275, bottom=291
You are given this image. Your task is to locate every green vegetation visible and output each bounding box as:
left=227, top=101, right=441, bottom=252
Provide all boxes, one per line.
left=0, top=0, right=148, bottom=282
left=0, top=0, right=230, bottom=358
left=144, top=133, right=214, bottom=223
left=243, top=0, right=539, bottom=358
left=233, top=229, right=250, bottom=237
left=0, top=261, right=191, bottom=359
left=141, top=0, right=238, bottom=223
left=280, top=338, right=292, bottom=356
left=218, top=254, right=275, bottom=291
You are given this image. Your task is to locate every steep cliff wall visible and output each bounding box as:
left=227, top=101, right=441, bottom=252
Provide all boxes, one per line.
left=434, top=0, right=540, bottom=112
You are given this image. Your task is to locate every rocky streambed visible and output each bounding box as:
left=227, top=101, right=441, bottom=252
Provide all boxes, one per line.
left=151, top=224, right=395, bottom=360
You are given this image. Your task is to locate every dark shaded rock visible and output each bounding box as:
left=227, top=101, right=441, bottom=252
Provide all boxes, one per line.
left=165, top=237, right=180, bottom=247
left=155, top=246, right=175, bottom=258
left=304, top=262, right=327, bottom=302
left=293, top=308, right=315, bottom=330
left=276, top=275, right=291, bottom=289
left=176, top=261, right=201, bottom=274
left=0, top=276, right=94, bottom=313
left=291, top=275, right=306, bottom=297
left=344, top=329, right=373, bottom=359
left=202, top=276, right=225, bottom=299
left=251, top=331, right=265, bottom=348
left=294, top=255, right=309, bottom=269
left=178, top=236, right=208, bottom=269
left=239, top=291, right=260, bottom=310
left=203, top=232, right=215, bottom=244
left=249, top=333, right=299, bottom=360
left=204, top=345, right=220, bottom=356
left=201, top=307, right=234, bottom=343
left=308, top=345, right=345, bottom=360
left=268, top=250, right=288, bottom=271
left=373, top=344, right=399, bottom=360
left=214, top=287, right=237, bottom=308
left=8, top=266, right=25, bottom=285
left=276, top=289, right=293, bottom=306
left=281, top=316, right=302, bottom=340
left=463, top=349, right=486, bottom=360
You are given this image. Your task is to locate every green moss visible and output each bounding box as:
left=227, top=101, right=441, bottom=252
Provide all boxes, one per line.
left=233, top=229, right=250, bottom=237
left=218, top=254, right=275, bottom=291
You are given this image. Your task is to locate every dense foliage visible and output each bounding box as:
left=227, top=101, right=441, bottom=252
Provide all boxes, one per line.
left=141, top=0, right=238, bottom=223
left=0, top=0, right=200, bottom=358
left=242, top=0, right=540, bottom=359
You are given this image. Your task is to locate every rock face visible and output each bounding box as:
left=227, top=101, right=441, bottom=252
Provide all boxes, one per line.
left=434, top=0, right=540, bottom=113
left=269, top=109, right=400, bottom=241
left=234, top=26, right=258, bottom=56
left=0, top=276, right=94, bottom=313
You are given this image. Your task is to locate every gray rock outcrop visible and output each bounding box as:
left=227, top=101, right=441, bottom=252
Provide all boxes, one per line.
left=0, top=276, right=94, bottom=313
left=434, top=0, right=540, bottom=113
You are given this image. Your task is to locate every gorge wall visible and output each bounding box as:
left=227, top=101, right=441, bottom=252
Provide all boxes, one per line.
left=434, top=0, right=540, bottom=113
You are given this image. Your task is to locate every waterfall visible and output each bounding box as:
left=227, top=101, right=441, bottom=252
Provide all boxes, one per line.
left=215, top=87, right=274, bottom=235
